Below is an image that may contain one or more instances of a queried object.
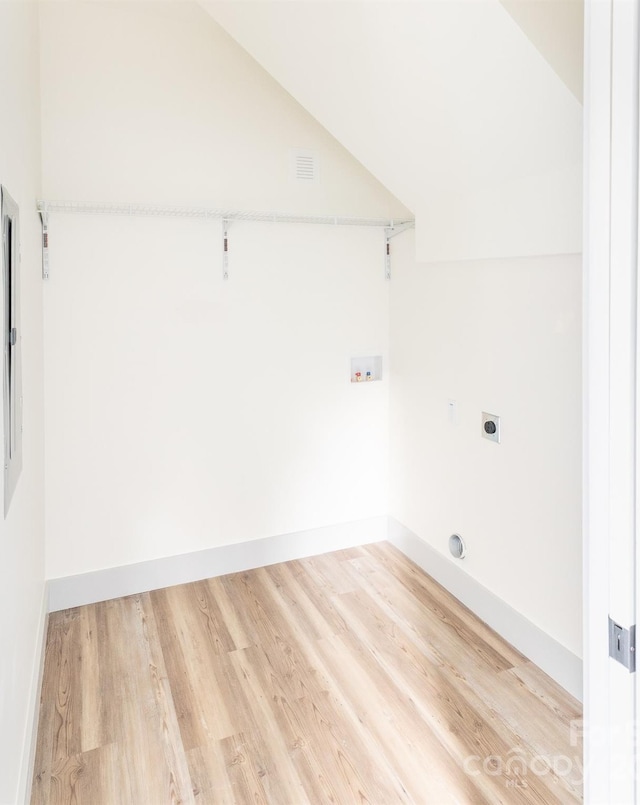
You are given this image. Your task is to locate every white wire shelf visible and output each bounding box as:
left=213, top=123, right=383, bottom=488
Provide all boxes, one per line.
left=36, top=199, right=414, bottom=230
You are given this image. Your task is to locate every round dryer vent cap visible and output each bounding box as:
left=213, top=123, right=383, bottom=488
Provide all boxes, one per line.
left=448, top=533, right=466, bottom=560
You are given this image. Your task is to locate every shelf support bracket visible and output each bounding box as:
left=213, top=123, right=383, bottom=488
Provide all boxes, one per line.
left=39, top=207, right=50, bottom=280
left=385, top=221, right=414, bottom=241
left=384, top=220, right=414, bottom=281
left=384, top=233, right=391, bottom=281
left=222, top=219, right=230, bottom=281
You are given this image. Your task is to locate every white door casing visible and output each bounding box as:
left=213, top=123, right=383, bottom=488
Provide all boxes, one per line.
left=584, top=0, right=637, bottom=802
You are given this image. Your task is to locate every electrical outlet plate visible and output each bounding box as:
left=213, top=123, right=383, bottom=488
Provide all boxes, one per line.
left=481, top=412, right=500, bottom=443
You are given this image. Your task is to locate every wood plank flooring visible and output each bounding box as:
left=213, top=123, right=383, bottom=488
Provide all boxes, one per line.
left=31, top=542, right=583, bottom=804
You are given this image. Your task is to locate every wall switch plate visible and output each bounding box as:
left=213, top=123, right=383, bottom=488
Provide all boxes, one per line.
left=482, top=412, right=500, bottom=443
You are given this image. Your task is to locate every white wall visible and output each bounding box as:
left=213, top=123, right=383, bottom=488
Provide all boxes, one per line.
left=39, top=2, right=405, bottom=220
left=44, top=218, right=390, bottom=577
left=0, top=4, right=46, bottom=804
left=390, top=231, right=582, bottom=657
left=39, top=2, right=402, bottom=580
left=203, top=0, right=582, bottom=262
left=39, top=0, right=582, bottom=670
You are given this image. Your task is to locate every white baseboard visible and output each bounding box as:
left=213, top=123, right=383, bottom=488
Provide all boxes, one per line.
left=17, top=586, right=48, bottom=805
left=388, top=517, right=583, bottom=702
left=47, top=516, right=388, bottom=612
left=46, top=515, right=582, bottom=702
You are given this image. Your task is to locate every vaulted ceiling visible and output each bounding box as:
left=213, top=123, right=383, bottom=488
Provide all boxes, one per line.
left=201, top=0, right=583, bottom=262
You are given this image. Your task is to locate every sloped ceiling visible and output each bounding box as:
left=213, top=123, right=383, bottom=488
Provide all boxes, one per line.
left=499, top=0, right=583, bottom=101
left=202, top=0, right=583, bottom=262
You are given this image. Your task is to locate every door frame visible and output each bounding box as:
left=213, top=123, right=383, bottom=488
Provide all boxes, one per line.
left=584, top=0, right=638, bottom=802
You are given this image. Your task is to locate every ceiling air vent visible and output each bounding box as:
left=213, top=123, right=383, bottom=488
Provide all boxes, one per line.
left=291, top=149, right=319, bottom=184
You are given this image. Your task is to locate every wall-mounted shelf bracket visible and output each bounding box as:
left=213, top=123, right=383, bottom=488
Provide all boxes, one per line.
left=39, top=206, right=50, bottom=280
left=384, top=235, right=391, bottom=281
left=384, top=221, right=414, bottom=281
left=385, top=221, right=414, bottom=241
left=222, top=219, right=230, bottom=280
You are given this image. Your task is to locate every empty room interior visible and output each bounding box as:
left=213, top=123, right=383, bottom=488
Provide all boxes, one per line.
left=1, top=1, right=585, bottom=803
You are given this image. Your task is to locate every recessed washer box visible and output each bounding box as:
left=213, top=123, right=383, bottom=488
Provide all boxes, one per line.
left=350, top=356, right=382, bottom=383
left=482, top=412, right=500, bottom=443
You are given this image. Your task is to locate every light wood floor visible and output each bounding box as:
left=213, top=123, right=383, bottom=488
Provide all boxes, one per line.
left=31, top=542, right=582, bottom=804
